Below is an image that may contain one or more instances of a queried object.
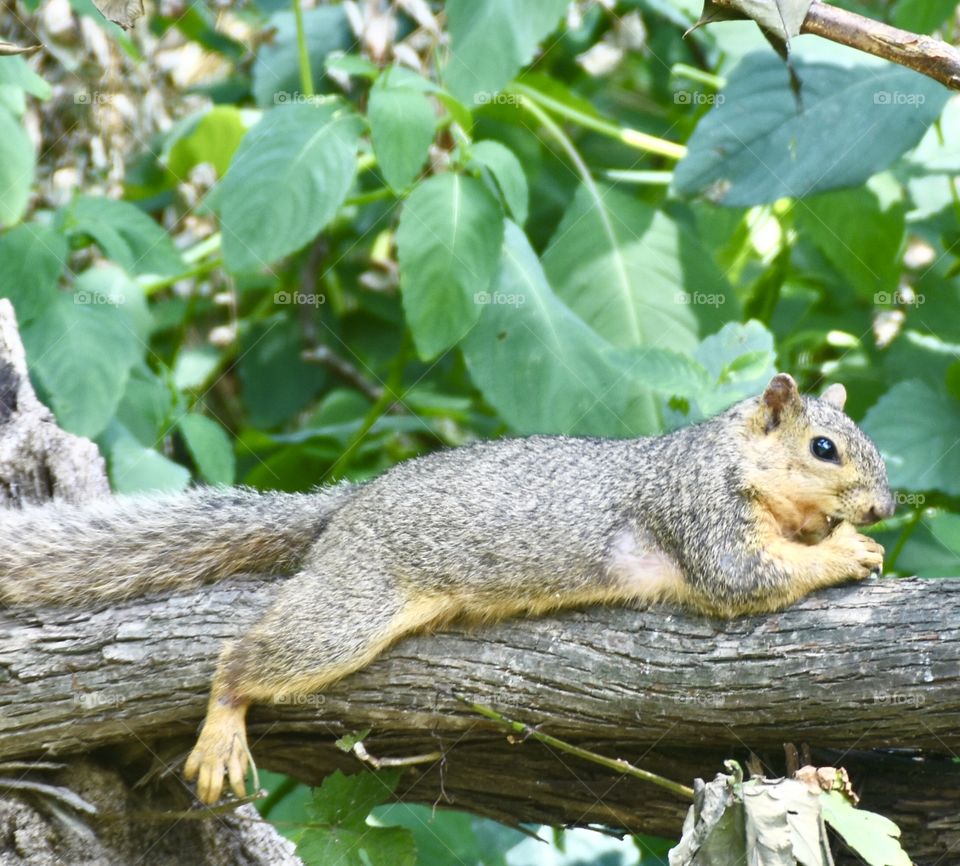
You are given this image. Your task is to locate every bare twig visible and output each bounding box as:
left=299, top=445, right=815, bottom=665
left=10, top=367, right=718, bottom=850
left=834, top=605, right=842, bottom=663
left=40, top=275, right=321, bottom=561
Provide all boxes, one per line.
left=802, top=1, right=960, bottom=90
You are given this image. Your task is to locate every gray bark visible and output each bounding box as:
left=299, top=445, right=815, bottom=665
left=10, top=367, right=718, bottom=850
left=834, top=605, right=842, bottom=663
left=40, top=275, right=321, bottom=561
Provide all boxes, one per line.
left=3, top=575, right=960, bottom=863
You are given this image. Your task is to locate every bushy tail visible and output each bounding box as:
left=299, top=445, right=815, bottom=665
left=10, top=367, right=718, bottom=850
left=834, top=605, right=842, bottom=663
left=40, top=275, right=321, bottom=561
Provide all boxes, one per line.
left=0, top=485, right=355, bottom=606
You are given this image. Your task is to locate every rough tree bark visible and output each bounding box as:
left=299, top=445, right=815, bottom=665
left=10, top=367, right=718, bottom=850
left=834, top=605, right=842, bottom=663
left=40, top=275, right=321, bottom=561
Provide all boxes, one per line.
left=1, top=298, right=958, bottom=864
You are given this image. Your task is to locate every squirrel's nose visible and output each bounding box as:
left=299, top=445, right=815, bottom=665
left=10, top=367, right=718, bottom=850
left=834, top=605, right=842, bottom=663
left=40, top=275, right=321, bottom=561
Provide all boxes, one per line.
left=865, top=495, right=896, bottom=523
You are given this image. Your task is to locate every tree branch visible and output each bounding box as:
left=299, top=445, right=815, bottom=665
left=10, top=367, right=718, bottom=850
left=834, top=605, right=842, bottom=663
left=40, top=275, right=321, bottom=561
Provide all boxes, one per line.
left=802, top=1, right=960, bottom=89
left=3, top=575, right=960, bottom=862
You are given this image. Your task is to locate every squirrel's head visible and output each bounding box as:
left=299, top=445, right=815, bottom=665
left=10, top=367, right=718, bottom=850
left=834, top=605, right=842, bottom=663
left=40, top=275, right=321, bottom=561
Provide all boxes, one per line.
left=744, top=373, right=894, bottom=541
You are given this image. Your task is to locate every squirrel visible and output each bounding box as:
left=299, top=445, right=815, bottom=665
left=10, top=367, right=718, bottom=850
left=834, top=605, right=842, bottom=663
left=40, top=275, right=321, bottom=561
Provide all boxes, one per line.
left=0, top=373, right=894, bottom=804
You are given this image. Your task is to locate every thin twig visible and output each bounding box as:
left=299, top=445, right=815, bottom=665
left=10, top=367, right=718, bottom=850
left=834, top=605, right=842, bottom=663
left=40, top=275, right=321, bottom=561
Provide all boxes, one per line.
left=460, top=699, right=695, bottom=801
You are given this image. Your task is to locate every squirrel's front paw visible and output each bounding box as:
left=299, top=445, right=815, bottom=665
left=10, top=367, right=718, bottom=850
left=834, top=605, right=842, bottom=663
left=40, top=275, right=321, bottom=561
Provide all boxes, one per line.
left=827, top=522, right=884, bottom=579
left=183, top=701, right=252, bottom=804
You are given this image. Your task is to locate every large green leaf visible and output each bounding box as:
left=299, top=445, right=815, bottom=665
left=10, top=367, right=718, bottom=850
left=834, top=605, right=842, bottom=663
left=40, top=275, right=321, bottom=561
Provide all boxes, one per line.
left=252, top=6, right=353, bottom=108
left=674, top=53, right=950, bottom=206
left=65, top=196, right=184, bottom=277
left=542, top=184, right=732, bottom=353
left=0, top=223, right=67, bottom=324
left=218, top=102, right=362, bottom=272
left=0, top=104, right=34, bottom=226
left=862, top=379, right=960, bottom=496
left=396, top=173, right=504, bottom=359
left=443, top=0, right=568, bottom=105
left=460, top=221, right=662, bottom=436
left=368, top=72, right=437, bottom=191
left=22, top=294, right=142, bottom=437
left=796, top=176, right=905, bottom=298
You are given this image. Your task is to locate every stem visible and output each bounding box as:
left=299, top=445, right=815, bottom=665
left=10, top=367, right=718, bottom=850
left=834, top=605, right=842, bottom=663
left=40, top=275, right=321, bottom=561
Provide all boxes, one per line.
left=328, top=334, right=409, bottom=479
left=141, top=256, right=224, bottom=296
left=510, top=82, right=687, bottom=161
left=515, top=94, right=597, bottom=189
left=292, top=0, right=315, bottom=98
left=602, top=169, right=673, bottom=185
left=461, top=700, right=695, bottom=801
left=671, top=63, right=726, bottom=90
left=344, top=187, right=395, bottom=208
left=885, top=507, right=924, bottom=574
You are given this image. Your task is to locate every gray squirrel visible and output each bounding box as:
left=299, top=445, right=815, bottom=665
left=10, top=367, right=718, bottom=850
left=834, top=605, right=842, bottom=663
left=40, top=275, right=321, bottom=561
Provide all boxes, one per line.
left=0, top=373, right=893, bottom=803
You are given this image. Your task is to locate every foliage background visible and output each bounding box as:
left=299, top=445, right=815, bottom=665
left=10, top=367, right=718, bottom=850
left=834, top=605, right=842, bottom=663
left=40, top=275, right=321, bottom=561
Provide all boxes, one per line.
left=2, top=0, right=959, bottom=861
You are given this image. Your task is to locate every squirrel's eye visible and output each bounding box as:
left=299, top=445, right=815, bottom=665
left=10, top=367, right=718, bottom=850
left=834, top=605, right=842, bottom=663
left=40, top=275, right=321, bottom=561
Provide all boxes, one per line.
left=811, top=436, right=839, bottom=463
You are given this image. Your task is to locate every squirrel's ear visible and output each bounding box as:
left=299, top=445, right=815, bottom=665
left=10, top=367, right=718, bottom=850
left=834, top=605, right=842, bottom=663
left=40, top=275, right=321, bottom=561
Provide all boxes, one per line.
left=820, top=383, right=847, bottom=410
left=756, top=373, right=801, bottom=431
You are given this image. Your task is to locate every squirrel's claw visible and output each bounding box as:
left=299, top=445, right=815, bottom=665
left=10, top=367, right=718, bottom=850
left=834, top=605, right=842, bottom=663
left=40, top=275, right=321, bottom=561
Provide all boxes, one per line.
left=184, top=697, right=252, bottom=804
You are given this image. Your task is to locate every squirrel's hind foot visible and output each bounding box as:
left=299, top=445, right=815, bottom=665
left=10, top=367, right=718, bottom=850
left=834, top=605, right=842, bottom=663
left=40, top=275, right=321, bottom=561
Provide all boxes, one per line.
left=184, top=694, right=255, bottom=804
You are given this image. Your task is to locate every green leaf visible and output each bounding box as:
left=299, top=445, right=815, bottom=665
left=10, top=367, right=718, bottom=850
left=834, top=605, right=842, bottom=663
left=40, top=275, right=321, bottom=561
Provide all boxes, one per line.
left=0, top=56, right=51, bottom=101
left=862, top=379, right=960, bottom=496
left=0, top=223, right=67, bottom=324
left=821, top=791, right=911, bottom=866
left=693, top=320, right=776, bottom=417
left=296, top=770, right=415, bottom=866
left=396, top=173, right=505, bottom=359
left=74, top=263, right=153, bottom=341
left=21, top=294, right=142, bottom=437
left=542, top=184, right=732, bottom=353
left=114, top=364, right=175, bottom=447
left=368, top=73, right=437, bottom=191
left=796, top=176, right=905, bottom=298
left=237, top=315, right=327, bottom=429
left=178, top=414, right=235, bottom=485
left=218, top=103, right=362, bottom=272
left=470, top=140, right=529, bottom=225
left=674, top=54, right=950, bottom=206
left=298, top=825, right=415, bottom=866
left=65, top=196, right=184, bottom=277
left=0, top=104, right=34, bottom=226
left=443, top=0, right=568, bottom=105
left=102, top=421, right=192, bottom=494
left=164, top=105, right=247, bottom=178
left=252, top=6, right=353, bottom=107
left=460, top=221, right=661, bottom=436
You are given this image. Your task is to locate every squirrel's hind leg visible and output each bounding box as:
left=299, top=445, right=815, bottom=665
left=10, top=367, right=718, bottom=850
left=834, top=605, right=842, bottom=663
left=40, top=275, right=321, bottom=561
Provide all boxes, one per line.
left=185, top=567, right=454, bottom=804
